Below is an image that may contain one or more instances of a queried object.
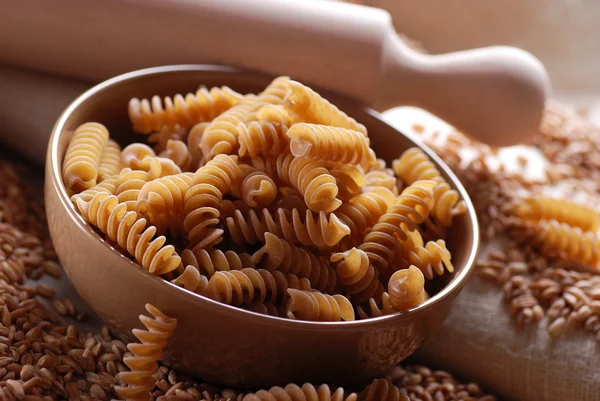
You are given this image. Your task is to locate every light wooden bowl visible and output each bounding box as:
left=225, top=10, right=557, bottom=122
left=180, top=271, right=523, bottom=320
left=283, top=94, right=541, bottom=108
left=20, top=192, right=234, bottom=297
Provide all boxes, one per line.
left=44, top=65, right=479, bottom=388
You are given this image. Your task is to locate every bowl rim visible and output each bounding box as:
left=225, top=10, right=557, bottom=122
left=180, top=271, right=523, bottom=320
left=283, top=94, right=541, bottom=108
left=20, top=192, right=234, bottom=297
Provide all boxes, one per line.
left=48, top=64, right=480, bottom=328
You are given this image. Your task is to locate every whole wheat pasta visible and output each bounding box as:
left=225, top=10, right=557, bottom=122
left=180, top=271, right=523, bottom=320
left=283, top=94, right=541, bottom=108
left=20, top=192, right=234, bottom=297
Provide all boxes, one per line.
left=245, top=76, right=292, bottom=122
left=225, top=208, right=351, bottom=248
left=242, top=383, right=357, bottom=401
left=158, top=139, right=193, bottom=171
left=115, top=304, right=177, bottom=401
left=334, top=187, right=396, bottom=240
left=512, top=196, right=600, bottom=232
left=287, top=123, right=376, bottom=168
left=121, top=143, right=157, bottom=171
left=128, top=85, right=244, bottom=134
left=359, top=180, right=437, bottom=270
left=393, top=147, right=466, bottom=226
left=97, top=139, right=123, bottom=182
left=237, top=121, right=290, bottom=158
left=284, top=80, right=367, bottom=136
left=243, top=301, right=283, bottom=317
left=187, top=121, right=210, bottom=167
left=238, top=165, right=278, bottom=208
left=62, top=122, right=110, bottom=193
left=203, top=268, right=310, bottom=306
left=200, top=95, right=258, bottom=160
left=183, top=154, right=242, bottom=251
left=252, top=233, right=337, bottom=293
left=74, top=193, right=180, bottom=275
left=256, top=104, right=292, bottom=125
left=148, top=125, right=188, bottom=153
left=286, top=289, right=355, bottom=321
left=170, top=264, right=209, bottom=294
left=330, top=248, right=383, bottom=304
left=180, top=248, right=254, bottom=277
left=359, top=378, right=407, bottom=401
left=407, top=240, right=454, bottom=280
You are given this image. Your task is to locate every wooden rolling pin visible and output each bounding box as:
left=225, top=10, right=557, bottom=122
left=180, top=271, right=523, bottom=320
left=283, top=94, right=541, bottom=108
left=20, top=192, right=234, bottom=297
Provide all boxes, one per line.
left=0, top=0, right=550, bottom=147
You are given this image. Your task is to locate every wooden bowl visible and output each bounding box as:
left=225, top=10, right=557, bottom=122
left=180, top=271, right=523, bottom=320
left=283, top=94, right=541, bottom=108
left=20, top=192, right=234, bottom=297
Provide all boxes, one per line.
left=44, top=65, right=479, bottom=388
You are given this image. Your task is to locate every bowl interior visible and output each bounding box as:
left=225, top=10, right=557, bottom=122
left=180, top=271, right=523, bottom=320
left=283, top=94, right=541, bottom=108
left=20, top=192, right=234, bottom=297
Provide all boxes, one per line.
left=50, top=64, right=478, bottom=323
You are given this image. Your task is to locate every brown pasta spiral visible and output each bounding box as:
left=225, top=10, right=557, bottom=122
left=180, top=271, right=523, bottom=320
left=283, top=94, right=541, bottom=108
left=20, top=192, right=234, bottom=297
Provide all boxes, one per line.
left=530, top=220, right=600, bottom=268
left=328, top=163, right=366, bottom=201
left=115, top=304, right=177, bottom=401
left=256, top=104, right=292, bottom=125
left=159, top=139, right=193, bottom=171
left=180, top=248, right=254, bottom=277
left=239, top=165, right=278, bottom=208
left=136, top=173, right=195, bottom=224
left=513, top=196, right=600, bottom=232
left=71, top=175, right=120, bottom=202
left=356, top=266, right=427, bottom=319
left=200, top=96, right=258, bottom=160
left=252, top=233, right=337, bottom=293
left=245, top=76, right=292, bottom=121
left=287, top=123, right=375, bottom=168
left=364, top=169, right=399, bottom=196
left=62, top=122, right=110, bottom=192
left=128, top=85, right=244, bottom=134
left=203, top=268, right=310, bottom=306
left=183, top=155, right=242, bottom=251
left=97, top=139, right=123, bottom=182
left=359, top=378, right=408, bottom=401
left=407, top=240, right=454, bottom=280
left=121, top=143, right=157, bottom=170
left=286, top=289, right=354, bottom=321
left=242, top=383, right=355, bottom=401
left=237, top=121, right=290, bottom=158
left=170, top=265, right=208, bottom=294
left=74, top=193, right=181, bottom=275
left=359, top=180, right=437, bottom=270
left=335, top=187, right=396, bottom=240
left=226, top=208, right=351, bottom=248
left=392, top=147, right=466, bottom=226
left=330, top=248, right=383, bottom=304
left=284, top=80, right=367, bottom=136
left=242, top=302, right=282, bottom=317
left=276, top=154, right=341, bottom=213
left=187, top=122, right=210, bottom=168
left=148, top=125, right=188, bottom=153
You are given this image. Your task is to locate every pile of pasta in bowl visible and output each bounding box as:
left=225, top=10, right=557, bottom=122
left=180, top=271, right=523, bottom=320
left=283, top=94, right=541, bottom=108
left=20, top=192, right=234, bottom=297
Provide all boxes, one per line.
left=62, top=76, right=467, bottom=322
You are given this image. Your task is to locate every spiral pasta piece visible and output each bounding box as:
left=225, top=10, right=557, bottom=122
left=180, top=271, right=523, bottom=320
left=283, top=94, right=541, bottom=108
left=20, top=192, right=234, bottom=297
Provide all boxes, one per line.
left=284, top=80, right=367, bottom=136
left=187, top=122, right=210, bottom=168
left=97, top=139, right=123, bottom=182
left=71, top=175, right=119, bottom=203
left=180, top=248, right=254, bottom=277
left=327, top=163, right=366, bottom=201
left=243, top=384, right=355, bottom=401
left=256, top=104, right=292, bottom=126
left=335, top=187, right=396, bottom=239
left=392, top=147, right=466, bottom=226
left=74, top=193, right=180, bottom=275
left=115, top=304, right=177, bottom=401
left=359, top=379, right=407, bottom=401
left=287, top=123, right=375, bottom=168
left=531, top=221, right=600, bottom=268
left=359, top=180, right=437, bottom=270
left=200, top=96, right=258, bottom=160
left=183, top=155, right=242, bottom=251
left=226, top=208, right=351, bottom=248
left=237, top=121, right=290, bottom=158
left=407, top=240, right=454, bottom=280
left=148, top=125, right=188, bottom=153
left=513, top=196, right=600, bottom=232
left=243, top=383, right=354, bottom=401
left=277, top=154, right=341, bottom=213
left=364, top=169, right=399, bottom=196
left=356, top=266, right=427, bottom=319
left=239, top=165, right=278, bottom=208
left=245, top=76, right=292, bottom=121
left=203, top=268, right=310, bottom=306
left=330, top=248, right=383, bottom=304
left=121, top=143, right=157, bottom=171
left=252, top=233, right=337, bottom=293
left=136, top=172, right=194, bottom=217
left=286, top=289, right=354, bottom=321
left=159, top=139, right=193, bottom=171
left=62, top=122, right=110, bottom=192
left=128, top=86, right=244, bottom=134
left=170, top=265, right=209, bottom=294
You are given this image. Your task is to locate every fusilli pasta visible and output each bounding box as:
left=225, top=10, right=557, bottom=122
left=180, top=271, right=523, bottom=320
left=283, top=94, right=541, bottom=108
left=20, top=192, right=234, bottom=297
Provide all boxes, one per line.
left=359, top=378, right=407, bottom=401
left=62, top=122, right=110, bottom=193
left=159, top=139, right=193, bottom=171
left=97, top=139, right=123, bottom=182
left=284, top=80, right=367, bottom=136
left=286, top=289, right=354, bottom=321
left=237, top=121, right=290, bottom=158
left=252, top=233, right=337, bottom=293
left=128, top=86, right=244, bottom=134
left=407, top=240, right=454, bottom=280
left=242, top=383, right=356, bottom=401
left=330, top=248, right=383, bottom=304
left=513, top=196, right=600, bottom=232
left=115, top=304, right=177, bottom=401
